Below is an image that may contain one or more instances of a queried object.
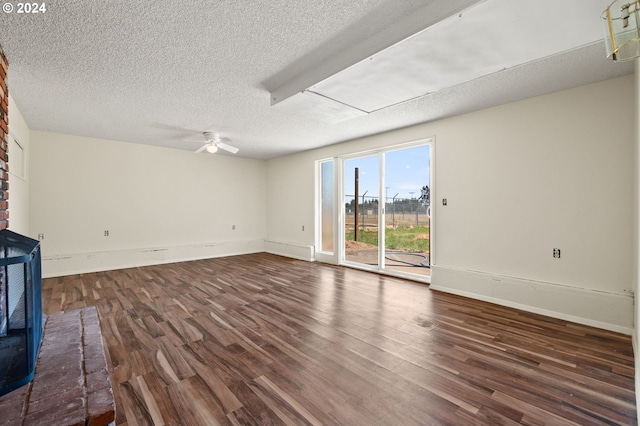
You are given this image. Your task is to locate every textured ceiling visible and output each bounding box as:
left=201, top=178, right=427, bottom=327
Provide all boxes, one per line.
left=0, top=0, right=634, bottom=160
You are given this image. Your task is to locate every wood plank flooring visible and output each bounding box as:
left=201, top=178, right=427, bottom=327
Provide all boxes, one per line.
left=41, top=253, right=637, bottom=425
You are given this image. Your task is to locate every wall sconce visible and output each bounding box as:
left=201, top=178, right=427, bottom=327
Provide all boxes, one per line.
left=602, top=0, right=640, bottom=61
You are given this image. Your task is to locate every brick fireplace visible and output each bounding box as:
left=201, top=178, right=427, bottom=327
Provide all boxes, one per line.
left=0, top=45, right=9, bottom=230
left=0, top=43, right=45, bottom=398
left=0, top=45, right=11, bottom=352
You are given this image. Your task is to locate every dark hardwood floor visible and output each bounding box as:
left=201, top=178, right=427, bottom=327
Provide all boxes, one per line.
left=42, top=253, right=637, bottom=425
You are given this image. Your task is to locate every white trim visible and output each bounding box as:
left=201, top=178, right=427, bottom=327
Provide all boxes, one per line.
left=331, top=155, right=344, bottom=265
left=342, top=259, right=431, bottom=284
left=265, top=240, right=315, bottom=261
left=430, top=265, right=634, bottom=334
left=314, top=159, right=322, bottom=257
left=379, top=151, right=386, bottom=269
left=338, top=138, right=434, bottom=161
left=42, top=239, right=265, bottom=277
left=429, top=136, right=436, bottom=267
left=337, top=156, right=346, bottom=264
left=315, top=252, right=337, bottom=264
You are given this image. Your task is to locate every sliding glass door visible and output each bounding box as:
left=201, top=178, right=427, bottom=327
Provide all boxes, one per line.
left=340, top=142, right=432, bottom=278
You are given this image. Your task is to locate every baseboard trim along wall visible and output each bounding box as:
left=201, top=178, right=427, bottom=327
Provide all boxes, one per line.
left=42, top=239, right=266, bottom=278
left=264, top=240, right=315, bottom=261
left=430, top=265, right=634, bottom=335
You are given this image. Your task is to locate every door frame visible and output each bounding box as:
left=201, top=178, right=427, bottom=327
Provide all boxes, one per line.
left=315, top=138, right=435, bottom=282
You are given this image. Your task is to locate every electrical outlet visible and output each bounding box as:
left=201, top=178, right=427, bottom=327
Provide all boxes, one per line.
left=37, top=233, right=44, bottom=240
left=442, top=198, right=447, bottom=206
left=104, top=230, right=109, bottom=237
left=553, top=248, right=561, bottom=258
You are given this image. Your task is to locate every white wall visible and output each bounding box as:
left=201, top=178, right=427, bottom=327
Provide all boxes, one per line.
left=265, top=150, right=317, bottom=260
left=30, top=131, right=267, bottom=276
left=7, top=95, right=30, bottom=235
left=435, top=78, right=632, bottom=292
left=267, top=75, right=636, bottom=333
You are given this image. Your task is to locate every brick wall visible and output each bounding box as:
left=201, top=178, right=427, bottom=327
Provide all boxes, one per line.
left=0, top=45, right=8, bottom=231
left=0, top=44, right=8, bottom=336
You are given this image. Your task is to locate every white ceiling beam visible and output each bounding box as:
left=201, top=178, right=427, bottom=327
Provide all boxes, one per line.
left=269, top=0, right=483, bottom=106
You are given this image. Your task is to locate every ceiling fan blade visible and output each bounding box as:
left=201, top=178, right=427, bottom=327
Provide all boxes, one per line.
left=217, top=142, right=239, bottom=154
left=194, top=144, right=208, bottom=153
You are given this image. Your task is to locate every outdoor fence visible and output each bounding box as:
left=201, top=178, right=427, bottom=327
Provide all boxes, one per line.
left=345, top=195, right=430, bottom=230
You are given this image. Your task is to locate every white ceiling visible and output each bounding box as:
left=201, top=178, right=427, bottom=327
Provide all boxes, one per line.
left=0, top=0, right=634, bottom=160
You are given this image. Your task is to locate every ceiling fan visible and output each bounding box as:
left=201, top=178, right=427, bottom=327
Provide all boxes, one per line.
left=188, top=132, right=239, bottom=154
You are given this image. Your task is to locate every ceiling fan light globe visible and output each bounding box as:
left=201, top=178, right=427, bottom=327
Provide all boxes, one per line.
left=206, top=144, right=218, bottom=153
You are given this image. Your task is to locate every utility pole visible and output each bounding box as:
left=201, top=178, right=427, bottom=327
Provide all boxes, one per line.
left=409, top=192, right=417, bottom=226
left=392, top=193, right=399, bottom=228
left=354, top=168, right=359, bottom=242
left=362, top=190, right=368, bottom=234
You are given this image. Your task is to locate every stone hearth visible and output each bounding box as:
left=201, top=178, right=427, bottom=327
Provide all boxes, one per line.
left=0, top=306, right=115, bottom=426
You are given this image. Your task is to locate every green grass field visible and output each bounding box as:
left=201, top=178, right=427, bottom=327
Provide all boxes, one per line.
left=346, top=226, right=430, bottom=252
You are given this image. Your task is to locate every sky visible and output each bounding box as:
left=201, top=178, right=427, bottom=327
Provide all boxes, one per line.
left=344, top=145, right=430, bottom=201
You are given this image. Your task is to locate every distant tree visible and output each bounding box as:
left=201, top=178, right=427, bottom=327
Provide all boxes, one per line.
left=418, top=185, right=430, bottom=206
left=345, top=199, right=356, bottom=213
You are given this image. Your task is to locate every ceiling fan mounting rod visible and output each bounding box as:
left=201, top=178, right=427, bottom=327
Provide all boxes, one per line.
left=203, top=131, right=218, bottom=142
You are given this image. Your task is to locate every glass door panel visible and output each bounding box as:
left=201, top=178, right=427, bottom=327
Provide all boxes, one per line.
left=343, top=155, right=379, bottom=267
left=383, top=145, right=431, bottom=277
left=320, top=160, right=334, bottom=253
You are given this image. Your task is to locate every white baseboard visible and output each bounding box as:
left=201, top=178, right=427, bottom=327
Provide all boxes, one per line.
left=42, top=239, right=266, bottom=278
left=430, top=265, right=634, bottom=335
left=264, top=240, right=315, bottom=261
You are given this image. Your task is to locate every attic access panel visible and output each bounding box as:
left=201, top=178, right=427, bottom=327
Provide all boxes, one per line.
left=306, top=0, right=605, bottom=114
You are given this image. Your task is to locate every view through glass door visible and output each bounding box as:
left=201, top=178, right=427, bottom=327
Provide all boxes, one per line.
left=342, top=144, right=431, bottom=278
left=383, top=145, right=431, bottom=277
left=344, top=155, right=379, bottom=267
